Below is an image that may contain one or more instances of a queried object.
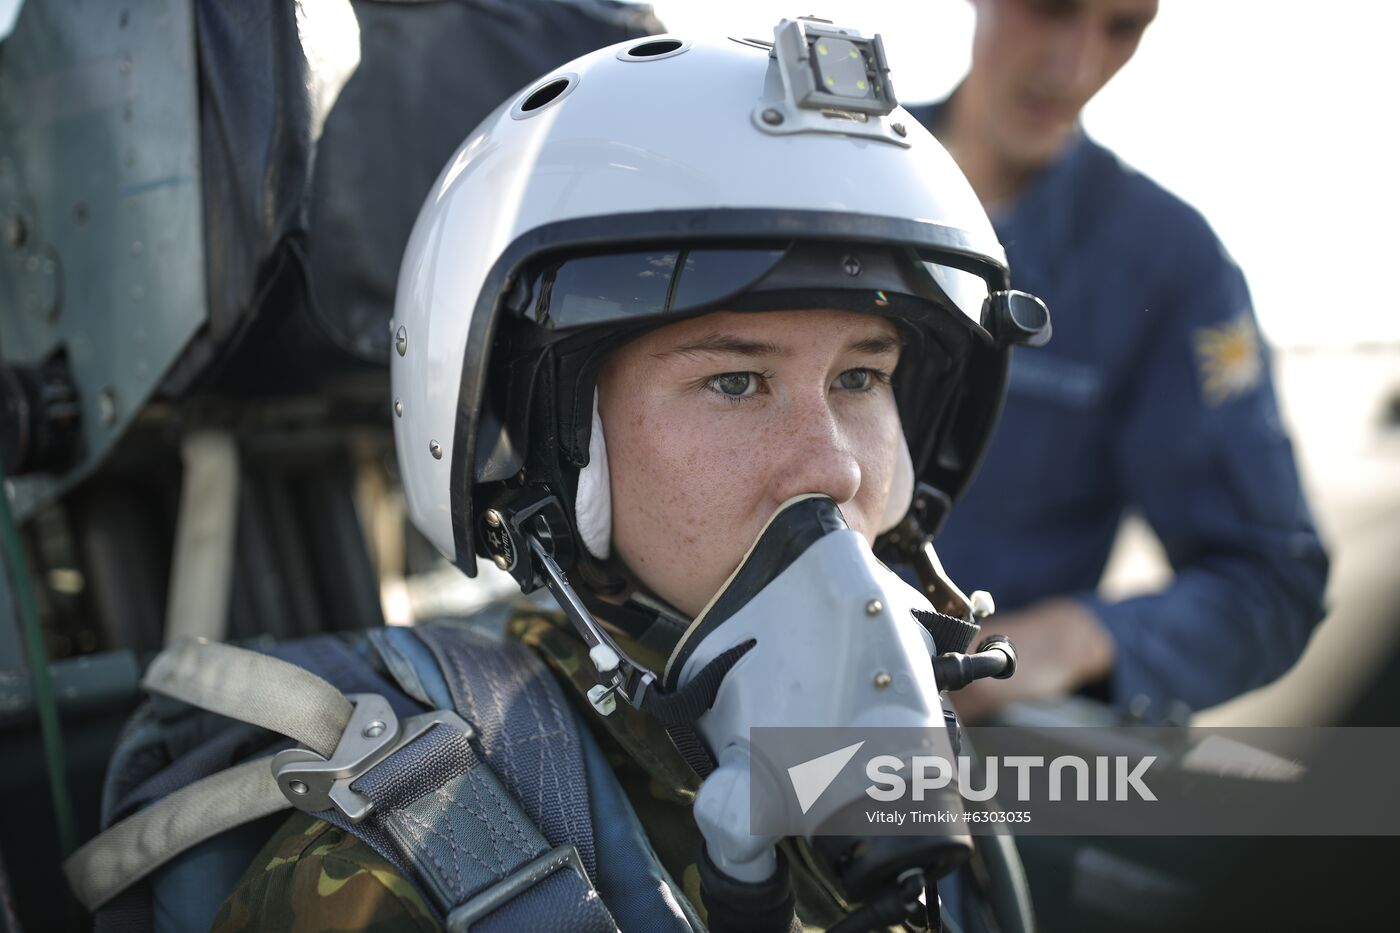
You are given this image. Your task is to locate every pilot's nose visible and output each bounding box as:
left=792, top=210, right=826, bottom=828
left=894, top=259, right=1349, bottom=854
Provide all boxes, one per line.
left=767, top=392, right=862, bottom=508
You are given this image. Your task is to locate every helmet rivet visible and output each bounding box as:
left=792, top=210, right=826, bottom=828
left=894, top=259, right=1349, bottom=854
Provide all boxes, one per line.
left=484, top=509, right=503, bottom=528
left=891, top=122, right=907, bottom=137
left=393, top=398, right=403, bottom=417
left=288, top=780, right=308, bottom=795
left=395, top=325, right=408, bottom=356
left=865, top=599, right=883, bottom=616
left=492, top=553, right=511, bottom=571
left=873, top=671, right=892, bottom=689
left=362, top=721, right=386, bottom=739
left=761, top=107, right=784, bottom=126
left=429, top=439, right=442, bottom=459
left=842, top=255, right=861, bottom=277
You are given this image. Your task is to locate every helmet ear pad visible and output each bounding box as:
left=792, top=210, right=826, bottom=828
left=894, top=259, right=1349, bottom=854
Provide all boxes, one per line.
left=880, top=433, right=915, bottom=531
left=575, top=391, right=612, bottom=559
left=573, top=388, right=916, bottom=561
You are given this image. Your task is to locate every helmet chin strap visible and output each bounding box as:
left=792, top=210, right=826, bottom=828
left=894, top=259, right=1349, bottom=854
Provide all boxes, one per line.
left=574, top=389, right=916, bottom=560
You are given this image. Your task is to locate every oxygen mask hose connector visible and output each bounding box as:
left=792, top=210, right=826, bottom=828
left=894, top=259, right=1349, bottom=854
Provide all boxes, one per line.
left=697, top=841, right=799, bottom=933
left=931, top=634, right=1018, bottom=692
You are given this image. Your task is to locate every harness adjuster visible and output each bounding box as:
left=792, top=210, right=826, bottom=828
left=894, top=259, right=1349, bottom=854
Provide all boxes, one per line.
left=271, top=692, right=474, bottom=823
left=445, top=844, right=589, bottom=933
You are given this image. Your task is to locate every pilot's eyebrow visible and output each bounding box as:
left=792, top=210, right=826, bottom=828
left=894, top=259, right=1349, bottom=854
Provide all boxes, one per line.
left=848, top=334, right=903, bottom=356
left=654, top=330, right=902, bottom=361
left=652, top=334, right=788, bottom=360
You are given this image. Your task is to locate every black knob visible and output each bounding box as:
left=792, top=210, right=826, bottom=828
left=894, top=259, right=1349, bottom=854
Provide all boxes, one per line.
left=976, top=633, right=1018, bottom=680
left=982, top=290, right=1052, bottom=348
left=0, top=357, right=82, bottom=475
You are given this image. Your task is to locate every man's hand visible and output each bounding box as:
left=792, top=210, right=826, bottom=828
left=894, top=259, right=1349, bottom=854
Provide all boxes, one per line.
left=949, top=597, right=1116, bottom=724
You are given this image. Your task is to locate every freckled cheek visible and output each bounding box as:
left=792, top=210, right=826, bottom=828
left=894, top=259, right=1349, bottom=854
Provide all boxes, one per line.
left=648, top=414, right=765, bottom=536
left=604, top=404, right=766, bottom=613
left=610, top=406, right=718, bottom=545
left=847, top=402, right=902, bottom=535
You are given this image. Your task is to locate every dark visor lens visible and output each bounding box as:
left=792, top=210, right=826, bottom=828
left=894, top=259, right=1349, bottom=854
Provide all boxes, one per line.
left=530, top=243, right=994, bottom=335
left=534, top=247, right=788, bottom=328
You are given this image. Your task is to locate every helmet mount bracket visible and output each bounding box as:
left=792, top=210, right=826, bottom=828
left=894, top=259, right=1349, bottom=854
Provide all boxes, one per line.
left=877, top=482, right=988, bottom=626
left=480, top=486, right=656, bottom=716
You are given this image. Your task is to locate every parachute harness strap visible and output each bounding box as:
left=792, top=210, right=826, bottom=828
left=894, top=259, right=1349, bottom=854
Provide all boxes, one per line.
left=67, top=640, right=618, bottom=931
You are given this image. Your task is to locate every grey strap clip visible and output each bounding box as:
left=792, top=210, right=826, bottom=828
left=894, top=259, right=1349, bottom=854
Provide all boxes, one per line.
left=272, top=692, right=474, bottom=823
left=445, top=844, right=588, bottom=933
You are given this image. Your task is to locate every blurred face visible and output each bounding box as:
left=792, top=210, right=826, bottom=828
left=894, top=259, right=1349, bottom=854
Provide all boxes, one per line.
left=967, top=0, right=1158, bottom=166
left=597, top=309, right=905, bottom=618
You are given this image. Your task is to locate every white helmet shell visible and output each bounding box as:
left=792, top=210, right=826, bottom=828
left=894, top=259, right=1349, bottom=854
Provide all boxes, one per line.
left=392, top=26, right=1010, bottom=570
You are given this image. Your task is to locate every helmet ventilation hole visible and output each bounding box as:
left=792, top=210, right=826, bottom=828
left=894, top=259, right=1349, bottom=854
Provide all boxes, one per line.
left=629, top=39, right=682, bottom=57
left=511, top=73, right=580, bottom=120
left=521, top=78, right=570, bottom=112
left=616, top=37, right=691, bottom=62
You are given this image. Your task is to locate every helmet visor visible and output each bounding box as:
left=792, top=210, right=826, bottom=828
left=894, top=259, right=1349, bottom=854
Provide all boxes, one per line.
left=524, top=243, right=992, bottom=333
left=530, top=247, right=787, bottom=329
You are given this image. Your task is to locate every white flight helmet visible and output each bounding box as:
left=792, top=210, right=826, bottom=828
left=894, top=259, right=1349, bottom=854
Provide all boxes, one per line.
left=390, top=20, right=1049, bottom=587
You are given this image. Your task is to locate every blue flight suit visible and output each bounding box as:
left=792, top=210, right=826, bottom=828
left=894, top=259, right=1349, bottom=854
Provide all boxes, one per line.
left=909, top=101, right=1329, bottom=717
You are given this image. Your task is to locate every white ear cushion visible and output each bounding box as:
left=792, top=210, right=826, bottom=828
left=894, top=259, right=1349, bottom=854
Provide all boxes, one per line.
left=575, top=390, right=612, bottom=559
left=878, top=435, right=915, bottom=534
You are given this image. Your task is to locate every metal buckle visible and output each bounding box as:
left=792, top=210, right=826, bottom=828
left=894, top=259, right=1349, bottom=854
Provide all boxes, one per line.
left=271, top=693, right=474, bottom=823
left=444, top=844, right=589, bottom=933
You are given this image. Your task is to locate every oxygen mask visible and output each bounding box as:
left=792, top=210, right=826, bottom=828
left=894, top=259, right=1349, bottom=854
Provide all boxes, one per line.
left=665, top=496, right=973, bottom=901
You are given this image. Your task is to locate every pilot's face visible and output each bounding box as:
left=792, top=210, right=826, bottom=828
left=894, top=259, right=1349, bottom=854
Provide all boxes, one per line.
left=597, top=308, right=905, bottom=617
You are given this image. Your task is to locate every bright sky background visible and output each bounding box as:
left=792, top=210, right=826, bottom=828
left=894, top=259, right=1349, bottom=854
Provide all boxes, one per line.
left=652, top=1, right=1400, bottom=348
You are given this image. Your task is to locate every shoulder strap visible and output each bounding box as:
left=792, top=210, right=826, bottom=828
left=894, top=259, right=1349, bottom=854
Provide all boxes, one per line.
left=65, top=756, right=288, bottom=910
left=415, top=622, right=603, bottom=883
left=66, top=637, right=617, bottom=932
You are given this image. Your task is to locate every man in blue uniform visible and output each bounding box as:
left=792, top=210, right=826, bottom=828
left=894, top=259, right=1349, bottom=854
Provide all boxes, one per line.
left=909, top=0, right=1328, bottom=721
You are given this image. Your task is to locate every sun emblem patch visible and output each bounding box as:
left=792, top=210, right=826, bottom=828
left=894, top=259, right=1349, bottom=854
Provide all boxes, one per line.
left=1193, top=314, right=1263, bottom=407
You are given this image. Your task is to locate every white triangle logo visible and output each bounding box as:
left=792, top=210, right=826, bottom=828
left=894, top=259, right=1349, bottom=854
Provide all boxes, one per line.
left=787, top=741, right=865, bottom=815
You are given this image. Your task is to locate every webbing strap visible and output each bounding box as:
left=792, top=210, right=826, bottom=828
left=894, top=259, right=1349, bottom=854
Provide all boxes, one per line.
left=67, top=639, right=357, bottom=911
left=641, top=639, right=757, bottom=778
left=143, top=639, right=353, bottom=757
left=643, top=638, right=756, bottom=726
left=63, top=757, right=289, bottom=911
left=410, top=624, right=618, bottom=929
left=347, top=722, right=615, bottom=932
left=416, top=623, right=603, bottom=883
left=74, top=634, right=616, bottom=929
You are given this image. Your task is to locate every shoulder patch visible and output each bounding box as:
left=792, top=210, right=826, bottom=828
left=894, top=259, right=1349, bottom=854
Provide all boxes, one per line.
left=1193, top=313, right=1262, bottom=406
